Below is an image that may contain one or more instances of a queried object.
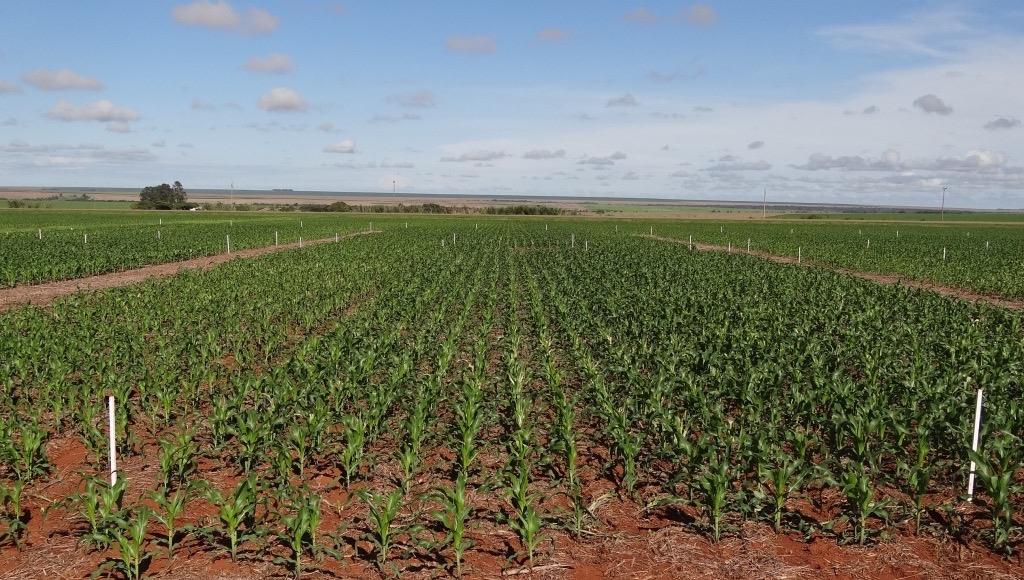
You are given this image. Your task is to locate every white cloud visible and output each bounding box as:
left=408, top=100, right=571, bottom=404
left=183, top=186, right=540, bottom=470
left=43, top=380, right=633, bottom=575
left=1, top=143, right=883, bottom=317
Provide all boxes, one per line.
left=707, top=155, right=771, bottom=171
left=815, top=8, right=975, bottom=58
left=370, top=113, right=421, bottom=123
left=46, top=100, right=139, bottom=122
left=686, top=5, right=718, bottom=27
left=191, top=98, right=217, bottom=111
left=445, top=36, right=496, bottom=54
left=984, top=117, right=1020, bottom=130
left=578, top=151, right=627, bottom=166
left=441, top=150, right=507, bottom=162
left=244, top=53, right=293, bottom=74
left=522, top=149, right=566, bottom=160
left=172, top=1, right=239, bottom=28
left=624, top=8, right=658, bottom=24
left=913, top=93, right=953, bottom=115
left=388, top=90, right=435, bottom=108
left=324, top=139, right=356, bottom=153
left=22, top=69, right=103, bottom=91
left=258, top=87, right=307, bottom=112
left=106, top=122, right=132, bottom=133
left=0, top=81, right=21, bottom=94
left=607, top=93, right=639, bottom=107
left=171, top=1, right=278, bottom=35
left=537, top=28, right=571, bottom=42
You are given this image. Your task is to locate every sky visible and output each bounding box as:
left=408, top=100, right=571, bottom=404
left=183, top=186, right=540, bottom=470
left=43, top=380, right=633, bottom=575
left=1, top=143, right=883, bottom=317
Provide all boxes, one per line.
left=1, top=1, right=1024, bottom=208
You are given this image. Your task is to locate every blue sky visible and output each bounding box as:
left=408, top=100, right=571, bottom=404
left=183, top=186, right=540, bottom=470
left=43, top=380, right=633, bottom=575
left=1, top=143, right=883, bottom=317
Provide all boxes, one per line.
left=2, top=1, right=1024, bottom=207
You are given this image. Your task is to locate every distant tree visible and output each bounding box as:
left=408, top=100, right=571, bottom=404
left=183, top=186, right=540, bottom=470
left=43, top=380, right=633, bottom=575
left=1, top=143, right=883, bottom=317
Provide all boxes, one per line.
left=138, top=181, right=188, bottom=209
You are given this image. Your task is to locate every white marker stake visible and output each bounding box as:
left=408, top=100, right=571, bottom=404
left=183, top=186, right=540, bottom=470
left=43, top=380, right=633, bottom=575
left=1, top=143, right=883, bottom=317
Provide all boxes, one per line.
left=275, top=231, right=279, bottom=246
left=986, top=241, right=989, bottom=250
left=38, top=228, right=42, bottom=240
left=688, top=235, right=693, bottom=250
left=300, top=220, right=303, bottom=229
left=798, top=246, right=802, bottom=264
left=157, top=230, right=161, bottom=240
left=299, top=236, right=303, bottom=248
left=571, top=233, right=575, bottom=248
left=896, top=230, right=899, bottom=238
left=108, top=395, right=117, bottom=486
left=747, top=238, right=751, bottom=252
left=943, top=247, right=947, bottom=261
left=545, top=224, right=548, bottom=231
left=615, top=224, right=618, bottom=233
left=720, top=226, right=723, bottom=233
left=226, top=234, right=231, bottom=254
left=159, top=218, right=162, bottom=226
left=335, top=232, right=339, bottom=243
left=405, top=222, right=408, bottom=229
left=728, top=242, right=731, bottom=253
left=867, top=239, right=870, bottom=249
left=453, top=232, right=456, bottom=245
left=476, top=224, right=478, bottom=231
left=585, top=240, right=588, bottom=251
left=967, top=388, right=984, bottom=501
left=650, top=226, right=653, bottom=235
left=84, top=233, right=88, bottom=244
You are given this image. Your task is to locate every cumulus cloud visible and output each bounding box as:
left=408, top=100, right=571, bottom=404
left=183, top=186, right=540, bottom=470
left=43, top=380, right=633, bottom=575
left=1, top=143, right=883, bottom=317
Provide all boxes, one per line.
left=707, top=155, right=771, bottom=171
left=441, top=150, right=507, bottom=162
left=747, top=140, right=765, bottom=150
left=578, top=151, right=627, bottom=166
left=912, top=94, right=953, bottom=115
left=106, top=122, right=132, bottom=133
left=323, top=139, right=356, bottom=154
left=191, top=98, right=217, bottom=111
left=792, top=149, right=1014, bottom=174
left=47, top=100, right=139, bottom=122
left=624, top=8, right=658, bottom=24
left=171, top=1, right=278, bottom=35
left=522, top=149, right=566, bottom=160
left=607, top=93, right=639, bottom=107
left=537, top=28, right=571, bottom=42
left=244, top=53, right=293, bottom=74
left=445, top=36, right=496, bottom=54
left=0, top=81, right=21, bottom=94
left=984, top=117, right=1020, bottom=130
left=369, top=113, right=421, bottom=123
left=686, top=5, right=718, bottom=27
left=22, top=68, right=103, bottom=91
left=258, top=87, right=307, bottom=112
left=388, top=90, right=435, bottom=108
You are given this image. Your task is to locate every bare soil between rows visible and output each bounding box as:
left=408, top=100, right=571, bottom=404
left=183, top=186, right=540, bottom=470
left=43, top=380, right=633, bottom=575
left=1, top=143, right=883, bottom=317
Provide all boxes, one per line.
left=643, top=234, right=1024, bottom=311
left=0, top=231, right=376, bottom=313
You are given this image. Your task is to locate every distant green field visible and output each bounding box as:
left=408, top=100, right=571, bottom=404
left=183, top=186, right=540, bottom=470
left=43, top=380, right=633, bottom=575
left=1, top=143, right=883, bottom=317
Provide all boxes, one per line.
left=788, top=211, right=1024, bottom=223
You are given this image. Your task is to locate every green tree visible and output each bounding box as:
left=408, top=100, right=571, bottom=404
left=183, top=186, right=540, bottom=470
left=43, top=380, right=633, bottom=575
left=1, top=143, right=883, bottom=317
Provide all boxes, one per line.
left=138, top=181, right=187, bottom=209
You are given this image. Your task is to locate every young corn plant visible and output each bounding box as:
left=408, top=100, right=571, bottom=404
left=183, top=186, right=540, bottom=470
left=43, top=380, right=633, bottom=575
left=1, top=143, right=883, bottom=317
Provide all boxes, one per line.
left=836, top=462, right=888, bottom=545
left=338, top=415, right=366, bottom=488
left=0, top=480, right=26, bottom=547
left=968, top=430, right=1021, bottom=553
left=106, top=506, right=152, bottom=580
left=277, top=492, right=321, bottom=578
left=359, top=488, right=404, bottom=569
left=149, top=483, right=195, bottom=558
left=434, top=472, right=471, bottom=577
left=505, top=465, right=543, bottom=570
left=204, top=475, right=259, bottom=560
left=897, top=427, right=932, bottom=535
left=157, top=431, right=197, bottom=491
left=757, top=453, right=808, bottom=532
left=64, top=475, right=127, bottom=549
left=695, top=452, right=732, bottom=542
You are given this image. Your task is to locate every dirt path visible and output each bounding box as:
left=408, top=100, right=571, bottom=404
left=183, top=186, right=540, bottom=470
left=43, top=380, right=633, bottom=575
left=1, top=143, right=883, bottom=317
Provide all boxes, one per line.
left=642, top=234, right=1024, bottom=311
left=0, top=231, right=377, bottom=313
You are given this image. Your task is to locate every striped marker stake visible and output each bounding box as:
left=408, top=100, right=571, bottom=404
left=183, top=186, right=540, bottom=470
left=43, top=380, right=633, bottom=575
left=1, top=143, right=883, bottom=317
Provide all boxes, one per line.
left=108, top=395, right=117, bottom=485
left=967, top=388, right=984, bottom=501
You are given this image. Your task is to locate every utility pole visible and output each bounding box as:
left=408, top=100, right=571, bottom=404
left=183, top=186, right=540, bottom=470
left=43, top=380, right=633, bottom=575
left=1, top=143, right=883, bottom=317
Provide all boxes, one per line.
left=393, top=178, right=396, bottom=194
left=941, top=185, right=948, bottom=221
left=762, top=187, right=767, bottom=219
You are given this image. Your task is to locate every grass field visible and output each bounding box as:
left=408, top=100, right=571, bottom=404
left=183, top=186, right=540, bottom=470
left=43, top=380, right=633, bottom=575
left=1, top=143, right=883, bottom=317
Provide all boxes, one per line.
left=0, top=213, right=1022, bottom=578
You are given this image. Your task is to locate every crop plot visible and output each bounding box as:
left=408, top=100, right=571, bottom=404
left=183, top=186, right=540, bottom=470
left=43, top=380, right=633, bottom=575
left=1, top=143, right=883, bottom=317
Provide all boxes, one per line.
left=0, top=220, right=1022, bottom=578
